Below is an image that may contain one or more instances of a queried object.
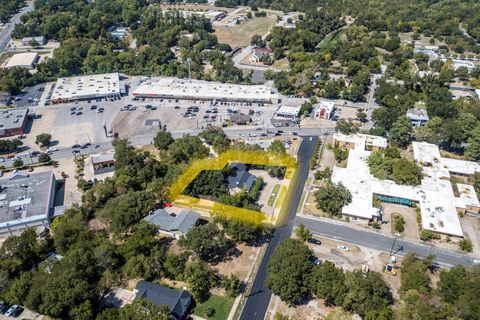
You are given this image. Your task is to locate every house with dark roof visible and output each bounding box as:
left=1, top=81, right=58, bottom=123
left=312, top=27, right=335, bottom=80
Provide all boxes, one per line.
left=230, top=113, right=251, bottom=125
left=143, top=208, right=200, bottom=238
left=227, top=163, right=256, bottom=194
left=135, top=281, right=192, bottom=320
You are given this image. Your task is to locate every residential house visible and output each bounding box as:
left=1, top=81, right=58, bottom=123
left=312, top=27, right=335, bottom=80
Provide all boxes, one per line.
left=143, top=208, right=200, bottom=239
left=406, top=108, right=429, bottom=126
left=135, top=281, right=192, bottom=320
left=227, top=163, right=255, bottom=193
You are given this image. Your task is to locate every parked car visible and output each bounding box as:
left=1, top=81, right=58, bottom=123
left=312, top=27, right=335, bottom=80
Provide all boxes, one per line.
left=90, top=105, right=97, bottom=110
left=337, top=245, right=349, bottom=251
left=310, top=256, right=322, bottom=265
left=46, top=147, right=58, bottom=153
left=0, top=300, right=9, bottom=314
left=307, top=238, right=321, bottom=245
left=5, top=305, right=23, bottom=317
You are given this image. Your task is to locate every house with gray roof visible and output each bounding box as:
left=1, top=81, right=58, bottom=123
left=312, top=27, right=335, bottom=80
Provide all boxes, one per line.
left=143, top=208, right=200, bottom=238
left=406, top=108, right=429, bottom=127
left=227, top=163, right=256, bottom=194
left=135, top=281, right=192, bottom=320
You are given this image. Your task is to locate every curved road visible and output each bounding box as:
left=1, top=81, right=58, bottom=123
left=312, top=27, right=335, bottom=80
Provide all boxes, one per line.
left=239, top=136, right=318, bottom=320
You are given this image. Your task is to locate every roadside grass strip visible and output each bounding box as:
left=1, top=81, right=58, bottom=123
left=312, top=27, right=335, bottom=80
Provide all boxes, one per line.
left=268, top=184, right=280, bottom=206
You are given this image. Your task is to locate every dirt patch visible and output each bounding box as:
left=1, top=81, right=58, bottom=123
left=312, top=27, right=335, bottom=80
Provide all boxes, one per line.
left=214, top=243, right=262, bottom=282
left=379, top=204, right=419, bottom=241
left=214, top=16, right=277, bottom=47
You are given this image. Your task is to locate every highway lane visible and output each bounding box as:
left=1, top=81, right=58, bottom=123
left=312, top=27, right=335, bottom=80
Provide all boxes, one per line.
left=296, top=216, right=478, bottom=267
left=239, top=136, right=318, bottom=320
left=0, top=1, right=34, bottom=53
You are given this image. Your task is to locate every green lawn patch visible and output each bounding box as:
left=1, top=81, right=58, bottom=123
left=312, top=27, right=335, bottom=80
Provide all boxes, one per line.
left=193, top=295, right=235, bottom=320
left=268, top=184, right=280, bottom=206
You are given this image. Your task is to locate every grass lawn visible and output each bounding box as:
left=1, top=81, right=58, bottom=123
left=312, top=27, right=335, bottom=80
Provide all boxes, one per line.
left=268, top=184, right=280, bottom=206
left=214, top=16, right=277, bottom=47
left=193, top=295, right=235, bottom=320
left=317, top=29, right=344, bottom=50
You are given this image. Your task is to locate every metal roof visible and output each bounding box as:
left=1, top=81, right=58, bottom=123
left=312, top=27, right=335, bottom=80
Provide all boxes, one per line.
left=143, top=208, right=200, bottom=235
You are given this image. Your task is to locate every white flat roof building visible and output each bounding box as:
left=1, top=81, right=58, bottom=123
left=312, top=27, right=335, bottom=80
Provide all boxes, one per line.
left=333, top=133, right=387, bottom=150
left=133, top=77, right=280, bottom=103
left=274, top=105, right=301, bottom=119
left=49, top=73, right=121, bottom=103
left=5, top=52, right=38, bottom=69
left=331, top=136, right=480, bottom=237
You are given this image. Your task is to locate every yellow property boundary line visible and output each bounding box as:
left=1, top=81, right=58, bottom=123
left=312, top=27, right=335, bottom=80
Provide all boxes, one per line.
left=169, top=149, right=298, bottom=225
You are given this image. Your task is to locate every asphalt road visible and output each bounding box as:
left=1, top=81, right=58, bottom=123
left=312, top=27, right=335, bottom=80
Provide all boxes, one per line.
left=2, top=127, right=334, bottom=168
left=296, top=216, right=478, bottom=268
left=0, top=1, right=34, bottom=53
left=239, top=136, right=318, bottom=320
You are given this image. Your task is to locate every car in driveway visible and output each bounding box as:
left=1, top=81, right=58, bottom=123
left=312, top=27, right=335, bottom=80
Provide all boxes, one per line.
left=5, top=305, right=23, bottom=317
left=310, top=256, right=322, bottom=265
left=0, top=300, right=9, bottom=314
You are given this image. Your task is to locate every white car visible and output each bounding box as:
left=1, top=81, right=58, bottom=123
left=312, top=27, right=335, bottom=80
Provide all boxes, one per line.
left=337, top=245, right=349, bottom=252
left=46, top=147, right=58, bottom=153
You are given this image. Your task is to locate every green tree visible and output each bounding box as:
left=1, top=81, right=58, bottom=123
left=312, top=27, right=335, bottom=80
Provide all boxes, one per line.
left=335, top=119, right=360, bottom=135
left=295, top=223, right=311, bottom=242
left=178, top=223, right=232, bottom=262
left=3, top=272, right=32, bottom=305
left=38, top=153, right=51, bottom=163
left=221, top=274, right=242, bottom=297
left=391, top=159, right=423, bottom=186
left=310, top=261, right=347, bottom=306
left=400, top=253, right=431, bottom=294
left=164, top=252, right=189, bottom=281
left=343, top=270, right=392, bottom=317
left=458, top=239, right=473, bottom=252
left=465, top=125, right=480, bottom=161
left=265, top=239, right=313, bottom=305
left=168, top=135, right=209, bottom=164
left=35, top=133, right=52, bottom=147
left=184, top=259, right=216, bottom=302
left=268, top=140, right=286, bottom=155
left=199, top=127, right=231, bottom=153
left=250, top=34, right=265, bottom=47
left=314, top=182, right=351, bottom=216
left=0, top=139, right=22, bottom=153
left=0, top=228, right=41, bottom=277
left=389, top=116, right=413, bottom=148
left=13, top=159, right=23, bottom=167
left=438, top=265, right=467, bottom=303
left=97, top=191, right=155, bottom=234
left=153, top=131, right=174, bottom=150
